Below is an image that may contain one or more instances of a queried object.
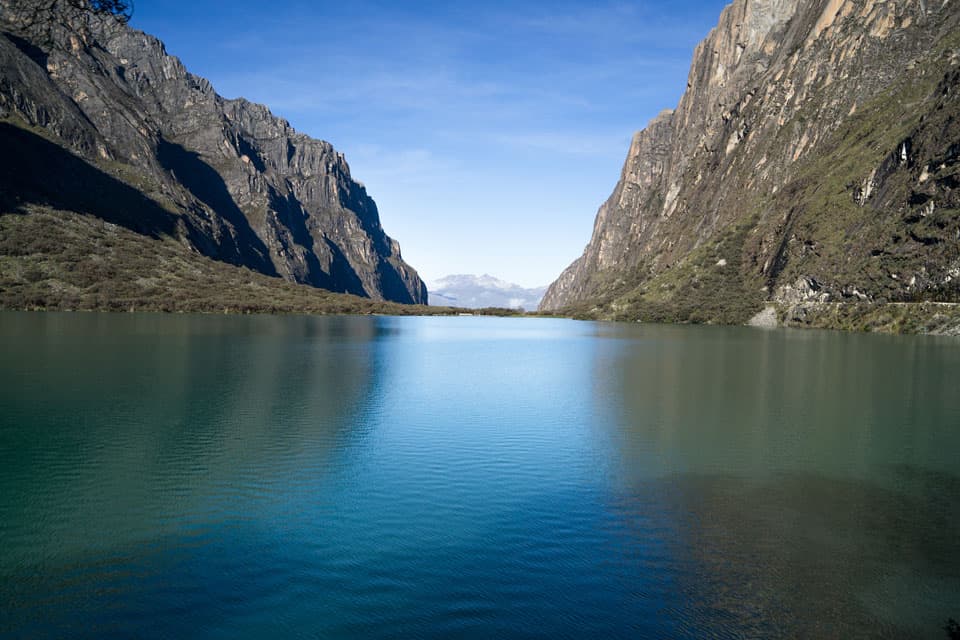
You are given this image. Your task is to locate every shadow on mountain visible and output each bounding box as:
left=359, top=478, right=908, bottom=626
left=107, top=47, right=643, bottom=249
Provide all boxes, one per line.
left=267, top=190, right=367, bottom=296
left=336, top=182, right=393, bottom=256
left=6, top=33, right=48, bottom=68
left=323, top=236, right=367, bottom=296
left=267, top=191, right=334, bottom=289
left=0, top=122, right=177, bottom=237
left=156, top=138, right=276, bottom=275
left=377, top=257, right=416, bottom=304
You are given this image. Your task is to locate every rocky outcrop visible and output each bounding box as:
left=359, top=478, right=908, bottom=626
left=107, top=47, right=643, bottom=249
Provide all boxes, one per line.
left=541, top=0, right=960, bottom=323
left=0, top=0, right=426, bottom=304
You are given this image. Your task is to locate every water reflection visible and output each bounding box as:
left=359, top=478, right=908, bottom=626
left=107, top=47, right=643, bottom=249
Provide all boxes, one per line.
left=600, top=324, right=960, bottom=638
left=599, top=325, right=960, bottom=479
left=1, top=315, right=958, bottom=639
left=0, top=313, right=381, bottom=562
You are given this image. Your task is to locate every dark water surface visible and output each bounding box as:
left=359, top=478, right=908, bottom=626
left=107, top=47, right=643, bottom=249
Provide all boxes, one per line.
left=1, top=312, right=958, bottom=639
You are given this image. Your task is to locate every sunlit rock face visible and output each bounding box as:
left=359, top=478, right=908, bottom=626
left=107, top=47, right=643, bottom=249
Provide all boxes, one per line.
left=541, top=0, right=960, bottom=321
left=0, top=0, right=426, bottom=303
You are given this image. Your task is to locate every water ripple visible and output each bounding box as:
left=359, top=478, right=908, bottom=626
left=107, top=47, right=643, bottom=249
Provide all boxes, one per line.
left=1, top=314, right=958, bottom=639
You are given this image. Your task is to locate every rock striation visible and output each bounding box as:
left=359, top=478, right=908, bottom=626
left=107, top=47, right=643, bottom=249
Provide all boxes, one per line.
left=0, top=0, right=426, bottom=304
left=541, top=0, right=960, bottom=325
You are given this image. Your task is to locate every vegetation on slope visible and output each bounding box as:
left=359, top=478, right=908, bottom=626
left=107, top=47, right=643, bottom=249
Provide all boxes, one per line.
left=772, top=301, right=960, bottom=335
left=0, top=206, right=521, bottom=317
left=756, top=50, right=960, bottom=305
left=0, top=116, right=524, bottom=317
left=550, top=29, right=960, bottom=335
left=560, top=215, right=767, bottom=325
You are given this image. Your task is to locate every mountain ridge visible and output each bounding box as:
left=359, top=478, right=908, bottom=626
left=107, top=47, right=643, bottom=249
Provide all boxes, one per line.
left=540, top=0, right=960, bottom=333
left=0, top=0, right=427, bottom=304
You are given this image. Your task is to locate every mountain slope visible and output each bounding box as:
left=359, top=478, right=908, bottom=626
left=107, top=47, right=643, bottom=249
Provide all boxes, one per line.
left=540, top=0, right=960, bottom=331
left=0, top=0, right=426, bottom=304
left=427, top=274, right=546, bottom=310
left=0, top=204, right=441, bottom=315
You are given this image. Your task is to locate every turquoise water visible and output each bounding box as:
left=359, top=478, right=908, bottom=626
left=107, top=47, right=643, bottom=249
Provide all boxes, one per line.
left=1, top=312, right=958, bottom=638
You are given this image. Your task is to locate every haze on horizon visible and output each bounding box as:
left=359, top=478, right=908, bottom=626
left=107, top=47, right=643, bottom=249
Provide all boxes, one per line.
left=132, top=0, right=729, bottom=289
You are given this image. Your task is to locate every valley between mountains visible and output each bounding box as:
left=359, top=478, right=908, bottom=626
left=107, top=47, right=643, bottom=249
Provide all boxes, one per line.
left=1, top=0, right=959, bottom=334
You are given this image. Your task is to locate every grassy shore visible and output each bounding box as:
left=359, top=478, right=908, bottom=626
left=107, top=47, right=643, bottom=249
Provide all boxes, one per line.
left=4, top=207, right=957, bottom=334
left=0, top=206, right=521, bottom=317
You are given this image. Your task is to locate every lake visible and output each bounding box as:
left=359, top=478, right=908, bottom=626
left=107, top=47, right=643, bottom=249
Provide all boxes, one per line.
left=1, top=312, right=958, bottom=638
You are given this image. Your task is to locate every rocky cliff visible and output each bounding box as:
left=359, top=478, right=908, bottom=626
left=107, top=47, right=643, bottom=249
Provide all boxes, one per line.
left=541, top=0, right=960, bottom=329
left=0, top=0, right=427, bottom=304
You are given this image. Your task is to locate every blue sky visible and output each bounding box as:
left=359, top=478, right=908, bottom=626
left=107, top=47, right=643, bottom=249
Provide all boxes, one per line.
left=132, top=1, right=730, bottom=288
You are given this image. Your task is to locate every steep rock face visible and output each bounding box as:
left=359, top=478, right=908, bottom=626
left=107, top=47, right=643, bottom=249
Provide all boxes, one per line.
left=0, top=0, right=426, bottom=304
left=541, top=0, right=960, bottom=319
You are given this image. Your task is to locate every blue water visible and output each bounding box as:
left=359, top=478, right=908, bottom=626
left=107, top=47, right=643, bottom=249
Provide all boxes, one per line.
left=1, top=313, right=958, bottom=638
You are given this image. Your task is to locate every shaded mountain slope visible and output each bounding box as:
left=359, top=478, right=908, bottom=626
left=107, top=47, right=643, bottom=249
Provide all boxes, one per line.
left=0, top=0, right=426, bottom=304
left=0, top=203, right=450, bottom=315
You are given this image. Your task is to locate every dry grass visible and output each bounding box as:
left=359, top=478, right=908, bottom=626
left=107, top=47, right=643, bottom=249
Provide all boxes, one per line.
left=0, top=206, right=522, bottom=317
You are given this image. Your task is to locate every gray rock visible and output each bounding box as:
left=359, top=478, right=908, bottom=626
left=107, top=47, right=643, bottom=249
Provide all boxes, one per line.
left=0, top=0, right=426, bottom=304
left=541, top=0, right=960, bottom=319
left=747, top=305, right=779, bottom=328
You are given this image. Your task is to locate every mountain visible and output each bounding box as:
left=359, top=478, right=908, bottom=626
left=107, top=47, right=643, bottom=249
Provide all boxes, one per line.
left=541, top=0, right=960, bottom=333
left=427, top=275, right=547, bottom=310
left=0, top=0, right=426, bottom=306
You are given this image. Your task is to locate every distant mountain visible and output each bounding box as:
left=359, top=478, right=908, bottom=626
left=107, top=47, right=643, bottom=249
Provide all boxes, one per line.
left=427, top=275, right=546, bottom=310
